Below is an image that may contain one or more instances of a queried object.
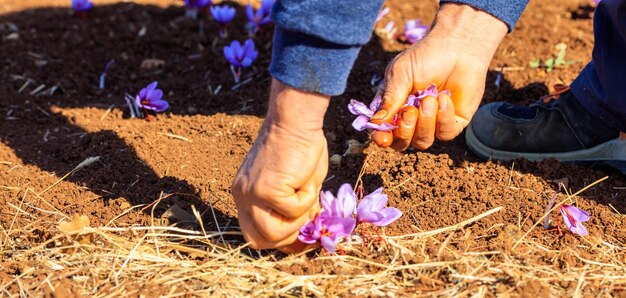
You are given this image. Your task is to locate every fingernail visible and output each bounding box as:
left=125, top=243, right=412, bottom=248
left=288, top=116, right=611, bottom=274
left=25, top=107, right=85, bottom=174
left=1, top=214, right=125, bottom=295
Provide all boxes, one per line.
left=438, top=96, right=448, bottom=111
left=401, top=109, right=417, bottom=124
left=422, top=97, right=436, bottom=116
left=372, top=110, right=387, bottom=120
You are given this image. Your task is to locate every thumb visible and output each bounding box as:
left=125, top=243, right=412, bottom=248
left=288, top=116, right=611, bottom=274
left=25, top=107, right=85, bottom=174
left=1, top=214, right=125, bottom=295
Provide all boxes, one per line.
left=371, top=62, right=412, bottom=123
left=371, top=62, right=412, bottom=147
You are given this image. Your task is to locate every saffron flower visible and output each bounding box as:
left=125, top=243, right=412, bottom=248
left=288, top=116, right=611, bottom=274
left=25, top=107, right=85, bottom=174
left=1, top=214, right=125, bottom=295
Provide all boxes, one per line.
left=224, top=39, right=258, bottom=83
left=71, top=0, right=93, bottom=13
left=320, top=184, right=357, bottom=218
left=183, top=0, right=211, bottom=19
left=559, top=205, right=590, bottom=236
left=403, top=19, right=428, bottom=44
left=298, top=211, right=356, bottom=254
left=405, top=84, right=451, bottom=107
left=134, top=81, right=169, bottom=113
left=348, top=95, right=397, bottom=132
left=246, top=0, right=274, bottom=35
left=356, top=187, right=402, bottom=227
left=211, top=5, right=236, bottom=38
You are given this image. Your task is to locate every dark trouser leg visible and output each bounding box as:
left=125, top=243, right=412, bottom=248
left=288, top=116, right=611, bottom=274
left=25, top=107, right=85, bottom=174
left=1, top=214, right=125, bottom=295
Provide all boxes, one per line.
left=571, top=0, right=626, bottom=132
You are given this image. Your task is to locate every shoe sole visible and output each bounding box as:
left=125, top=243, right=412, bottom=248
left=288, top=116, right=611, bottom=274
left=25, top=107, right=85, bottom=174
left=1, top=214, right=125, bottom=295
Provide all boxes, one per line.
left=466, top=125, right=626, bottom=175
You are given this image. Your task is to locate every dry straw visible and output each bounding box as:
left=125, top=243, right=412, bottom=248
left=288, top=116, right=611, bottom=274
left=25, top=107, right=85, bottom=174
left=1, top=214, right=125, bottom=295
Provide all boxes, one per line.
left=1, top=157, right=624, bottom=297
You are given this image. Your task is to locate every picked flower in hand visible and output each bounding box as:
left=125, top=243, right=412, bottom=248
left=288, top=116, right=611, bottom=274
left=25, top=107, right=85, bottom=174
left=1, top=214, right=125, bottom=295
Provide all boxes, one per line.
left=224, top=39, right=258, bottom=83
left=403, top=19, right=428, bottom=44
left=246, top=0, right=274, bottom=35
left=210, top=5, right=236, bottom=38
left=348, top=95, right=397, bottom=132
left=135, top=81, right=169, bottom=114
left=405, top=84, right=451, bottom=107
left=559, top=204, right=590, bottom=236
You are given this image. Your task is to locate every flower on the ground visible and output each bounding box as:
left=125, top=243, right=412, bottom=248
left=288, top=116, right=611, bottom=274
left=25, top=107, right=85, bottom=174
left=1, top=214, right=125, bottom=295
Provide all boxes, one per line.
left=211, top=5, right=236, bottom=38
left=134, top=81, right=169, bottom=112
left=356, top=187, right=402, bottom=227
left=300, top=184, right=359, bottom=253
left=224, top=39, right=258, bottom=83
left=348, top=95, right=397, bottom=131
left=246, top=0, right=274, bottom=35
left=320, top=184, right=357, bottom=218
left=183, top=0, right=211, bottom=19
left=405, top=84, right=451, bottom=107
left=559, top=204, right=590, bottom=236
left=71, top=0, right=93, bottom=13
left=404, top=19, right=428, bottom=44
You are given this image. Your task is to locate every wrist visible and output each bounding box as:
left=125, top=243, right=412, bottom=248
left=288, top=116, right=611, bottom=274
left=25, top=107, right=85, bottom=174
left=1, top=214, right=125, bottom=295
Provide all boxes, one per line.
left=431, top=3, right=507, bottom=63
left=266, top=79, right=330, bottom=132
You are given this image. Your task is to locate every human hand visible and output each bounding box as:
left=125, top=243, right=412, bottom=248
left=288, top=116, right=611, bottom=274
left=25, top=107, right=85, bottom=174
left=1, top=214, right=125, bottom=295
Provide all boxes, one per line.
left=232, top=79, right=329, bottom=252
left=371, top=3, right=508, bottom=151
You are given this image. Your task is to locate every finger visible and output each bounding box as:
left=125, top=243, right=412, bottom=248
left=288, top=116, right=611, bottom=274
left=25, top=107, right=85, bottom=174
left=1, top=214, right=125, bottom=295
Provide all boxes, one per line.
left=238, top=212, right=300, bottom=249
left=250, top=201, right=320, bottom=243
left=411, top=95, right=438, bottom=150
left=372, top=62, right=412, bottom=123
left=278, top=240, right=317, bottom=254
left=390, top=106, right=419, bottom=151
left=264, top=146, right=327, bottom=219
left=435, top=93, right=460, bottom=141
left=371, top=130, right=394, bottom=147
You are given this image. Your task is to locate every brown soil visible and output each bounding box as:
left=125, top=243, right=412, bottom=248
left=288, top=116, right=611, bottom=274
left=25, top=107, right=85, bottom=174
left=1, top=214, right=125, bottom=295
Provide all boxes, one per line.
left=1, top=0, right=624, bottom=296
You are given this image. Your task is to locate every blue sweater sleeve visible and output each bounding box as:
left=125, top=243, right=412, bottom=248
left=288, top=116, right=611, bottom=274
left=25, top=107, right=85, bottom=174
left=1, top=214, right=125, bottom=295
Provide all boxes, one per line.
left=269, top=0, right=384, bottom=96
left=269, top=0, right=528, bottom=96
left=440, top=0, right=529, bottom=31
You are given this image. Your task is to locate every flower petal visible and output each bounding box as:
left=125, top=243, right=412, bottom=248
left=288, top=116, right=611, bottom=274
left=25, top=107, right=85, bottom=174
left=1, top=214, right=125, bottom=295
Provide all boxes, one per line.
left=224, top=45, right=236, bottom=66
left=369, top=95, right=383, bottom=111
left=337, top=184, right=357, bottom=218
left=364, top=187, right=387, bottom=212
left=320, top=235, right=337, bottom=253
left=356, top=195, right=374, bottom=222
left=348, top=99, right=373, bottom=117
left=240, top=57, right=253, bottom=68
left=562, top=205, right=590, bottom=222
left=351, top=115, right=370, bottom=131
left=371, top=207, right=402, bottom=227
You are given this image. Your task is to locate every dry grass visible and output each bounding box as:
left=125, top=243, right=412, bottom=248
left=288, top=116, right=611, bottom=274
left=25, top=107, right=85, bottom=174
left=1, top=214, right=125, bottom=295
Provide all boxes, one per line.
left=1, top=157, right=625, bottom=297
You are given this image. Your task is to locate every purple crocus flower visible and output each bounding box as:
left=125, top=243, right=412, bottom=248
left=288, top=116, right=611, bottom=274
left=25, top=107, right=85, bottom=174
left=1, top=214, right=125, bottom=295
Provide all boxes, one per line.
left=298, top=210, right=356, bottom=253
left=594, top=0, right=601, bottom=5
left=211, top=5, right=236, bottom=38
left=348, top=95, right=397, bottom=132
left=320, top=184, right=357, bottom=218
left=246, top=0, right=274, bottom=35
left=134, top=81, right=169, bottom=113
left=71, top=0, right=93, bottom=13
left=224, top=39, right=258, bottom=83
left=405, top=84, right=451, bottom=107
left=559, top=205, right=590, bottom=236
left=356, top=187, right=402, bottom=227
left=403, top=19, right=428, bottom=44
left=184, top=0, right=211, bottom=19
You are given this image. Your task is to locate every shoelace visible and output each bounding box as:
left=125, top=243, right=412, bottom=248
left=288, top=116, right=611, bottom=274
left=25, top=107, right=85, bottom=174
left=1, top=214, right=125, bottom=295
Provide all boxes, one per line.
left=541, top=84, right=625, bottom=139
left=540, top=84, right=570, bottom=103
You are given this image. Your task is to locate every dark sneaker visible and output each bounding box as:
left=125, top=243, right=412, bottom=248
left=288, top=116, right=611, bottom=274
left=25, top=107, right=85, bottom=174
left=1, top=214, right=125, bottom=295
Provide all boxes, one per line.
left=465, top=88, right=626, bottom=174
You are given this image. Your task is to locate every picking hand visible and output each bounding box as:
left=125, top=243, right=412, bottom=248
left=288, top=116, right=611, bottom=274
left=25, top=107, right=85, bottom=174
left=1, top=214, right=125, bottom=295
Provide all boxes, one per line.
left=371, top=3, right=508, bottom=151
left=232, top=80, right=329, bottom=252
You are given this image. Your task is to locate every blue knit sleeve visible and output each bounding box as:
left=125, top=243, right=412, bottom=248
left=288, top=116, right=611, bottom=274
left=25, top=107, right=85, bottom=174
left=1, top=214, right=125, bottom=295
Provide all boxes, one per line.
left=440, top=0, right=529, bottom=31
left=269, top=0, right=384, bottom=96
